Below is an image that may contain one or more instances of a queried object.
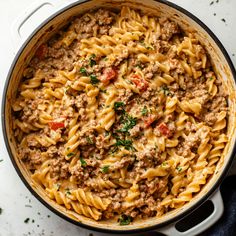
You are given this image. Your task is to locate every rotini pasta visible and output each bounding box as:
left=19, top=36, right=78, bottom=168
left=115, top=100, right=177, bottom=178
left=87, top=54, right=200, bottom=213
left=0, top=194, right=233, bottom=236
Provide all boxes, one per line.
left=12, top=6, right=228, bottom=225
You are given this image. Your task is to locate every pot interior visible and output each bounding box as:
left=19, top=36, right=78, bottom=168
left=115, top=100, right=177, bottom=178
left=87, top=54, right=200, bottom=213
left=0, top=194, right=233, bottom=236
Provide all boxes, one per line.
left=3, top=0, right=236, bottom=232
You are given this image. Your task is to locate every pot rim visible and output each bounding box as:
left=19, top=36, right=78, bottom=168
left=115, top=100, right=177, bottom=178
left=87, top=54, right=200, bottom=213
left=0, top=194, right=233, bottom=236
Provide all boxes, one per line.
left=2, top=0, right=236, bottom=234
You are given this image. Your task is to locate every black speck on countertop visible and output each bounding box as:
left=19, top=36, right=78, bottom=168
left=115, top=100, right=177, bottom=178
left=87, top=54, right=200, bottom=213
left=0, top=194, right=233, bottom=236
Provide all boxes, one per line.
left=24, top=218, right=30, bottom=223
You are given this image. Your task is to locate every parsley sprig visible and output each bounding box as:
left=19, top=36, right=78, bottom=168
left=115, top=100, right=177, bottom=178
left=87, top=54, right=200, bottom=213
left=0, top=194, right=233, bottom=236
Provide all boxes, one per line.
left=118, top=214, right=132, bottom=226
left=89, top=54, right=96, bottom=67
left=114, top=101, right=125, bottom=113
left=114, top=101, right=137, bottom=133
left=101, top=165, right=110, bottom=173
left=118, top=115, right=137, bottom=133
left=80, top=157, right=87, bottom=167
left=112, top=138, right=134, bottom=152
left=80, top=67, right=87, bottom=76
left=90, top=75, right=99, bottom=85
left=141, top=106, right=148, bottom=116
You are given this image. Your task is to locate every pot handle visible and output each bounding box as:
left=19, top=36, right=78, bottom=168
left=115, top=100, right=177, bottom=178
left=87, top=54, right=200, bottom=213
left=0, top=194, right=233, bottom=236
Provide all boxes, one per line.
left=11, top=0, right=57, bottom=48
left=156, top=190, right=223, bottom=236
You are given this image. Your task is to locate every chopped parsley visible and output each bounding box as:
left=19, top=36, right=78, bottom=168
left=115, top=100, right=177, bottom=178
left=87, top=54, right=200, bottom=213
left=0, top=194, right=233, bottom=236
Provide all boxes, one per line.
left=101, top=165, right=110, bottom=173
left=80, top=67, right=87, bottom=76
left=90, top=75, right=99, bottom=85
left=24, top=218, right=30, bottom=224
left=209, top=77, right=214, bottom=81
left=80, top=157, right=87, bottom=167
left=0, top=208, right=2, bottom=215
left=114, top=102, right=137, bottom=133
left=118, top=214, right=132, bottom=226
left=118, top=115, right=137, bottom=133
left=86, top=137, right=94, bottom=145
left=67, top=152, right=75, bottom=158
left=114, top=139, right=134, bottom=151
left=161, top=86, right=171, bottom=96
left=176, top=166, right=182, bottom=172
left=114, top=101, right=125, bottom=111
left=141, top=106, right=148, bottom=116
left=89, top=54, right=96, bottom=67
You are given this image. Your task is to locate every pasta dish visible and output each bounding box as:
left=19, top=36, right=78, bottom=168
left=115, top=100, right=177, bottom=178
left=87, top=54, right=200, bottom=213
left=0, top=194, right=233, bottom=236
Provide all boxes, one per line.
left=12, top=7, right=228, bottom=224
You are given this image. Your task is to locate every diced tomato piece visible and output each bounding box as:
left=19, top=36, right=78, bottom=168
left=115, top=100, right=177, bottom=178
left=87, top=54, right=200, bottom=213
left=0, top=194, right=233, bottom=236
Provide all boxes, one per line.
left=99, top=68, right=117, bottom=83
left=131, top=74, right=148, bottom=92
left=48, top=121, right=65, bottom=130
left=158, top=122, right=171, bottom=137
left=144, top=115, right=156, bottom=128
left=35, top=44, right=48, bottom=60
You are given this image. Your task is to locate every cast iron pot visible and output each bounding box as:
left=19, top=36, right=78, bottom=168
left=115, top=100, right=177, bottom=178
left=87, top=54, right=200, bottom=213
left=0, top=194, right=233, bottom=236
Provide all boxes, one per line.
left=2, top=0, right=236, bottom=235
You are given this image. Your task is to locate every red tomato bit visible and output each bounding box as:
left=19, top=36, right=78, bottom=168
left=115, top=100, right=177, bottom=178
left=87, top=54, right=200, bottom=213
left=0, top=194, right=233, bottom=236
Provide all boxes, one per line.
left=48, top=121, right=65, bottom=130
left=99, top=68, right=117, bottom=83
left=158, top=122, right=171, bottom=137
left=131, top=75, right=148, bottom=92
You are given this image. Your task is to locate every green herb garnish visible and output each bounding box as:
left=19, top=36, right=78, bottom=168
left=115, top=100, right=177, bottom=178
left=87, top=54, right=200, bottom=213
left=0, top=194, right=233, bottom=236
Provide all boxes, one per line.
left=67, top=152, right=75, bottom=158
left=80, top=157, right=87, bottom=167
left=101, top=165, right=110, bottom=173
left=141, top=106, right=148, bottom=116
left=24, top=218, right=30, bottom=224
left=176, top=166, right=182, bottom=172
left=161, top=86, right=171, bottom=96
left=80, top=67, right=87, bottom=76
left=86, top=137, right=94, bottom=145
left=90, top=75, right=99, bottom=85
left=118, top=214, right=132, bottom=226
left=209, top=77, right=214, bottom=81
left=0, top=208, right=2, bottom=215
left=118, top=115, right=137, bottom=133
left=114, top=101, right=125, bottom=111
left=89, top=54, right=96, bottom=67
left=114, top=139, right=134, bottom=150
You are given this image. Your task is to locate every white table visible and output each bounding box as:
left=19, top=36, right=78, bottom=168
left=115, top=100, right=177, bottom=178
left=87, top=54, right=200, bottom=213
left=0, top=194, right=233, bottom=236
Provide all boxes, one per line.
left=0, top=0, right=235, bottom=235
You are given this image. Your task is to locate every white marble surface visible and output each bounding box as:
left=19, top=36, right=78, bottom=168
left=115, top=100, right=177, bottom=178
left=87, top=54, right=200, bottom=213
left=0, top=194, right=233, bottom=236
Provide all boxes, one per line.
left=0, top=0, right=236, bottom=236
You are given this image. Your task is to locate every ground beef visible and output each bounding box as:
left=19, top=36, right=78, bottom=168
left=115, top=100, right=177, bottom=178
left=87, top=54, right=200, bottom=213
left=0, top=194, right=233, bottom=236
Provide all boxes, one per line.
left=50, top=157, right=69, bottom=180
left=117, top=89, right=134, bottom=104
left=73, top=9, right=114, bottom=39
left=160, top=19, right=179, bottom=41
